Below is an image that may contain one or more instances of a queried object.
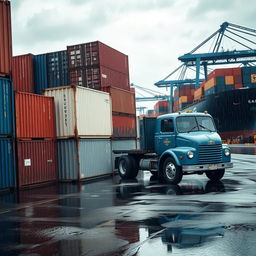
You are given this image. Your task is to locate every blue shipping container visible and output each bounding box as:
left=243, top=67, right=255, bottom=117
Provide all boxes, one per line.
left=47, top=50, right=68, bottom=88
left=242, top=66, right=256, bottom=87
left=0, top=139, right=15, bottom=190
left=0, top=78, right=15, bottom=137
left=34, top=54, right=48, bottom=94
left=57, top=139, right=112, bottom=181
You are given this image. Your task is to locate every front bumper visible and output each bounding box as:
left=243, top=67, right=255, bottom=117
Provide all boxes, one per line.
left=182, top=162, right=233, bottom=173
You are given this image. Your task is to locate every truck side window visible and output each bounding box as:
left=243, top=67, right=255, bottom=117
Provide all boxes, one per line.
left=161, top=119, right=174, bottom=133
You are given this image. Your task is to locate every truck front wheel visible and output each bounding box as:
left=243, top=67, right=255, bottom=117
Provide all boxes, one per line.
left=162, top=157, right=183, bottom=185
left=118, top=155, right=139, bottom=179
left=205, top=169, right=225, bottom=181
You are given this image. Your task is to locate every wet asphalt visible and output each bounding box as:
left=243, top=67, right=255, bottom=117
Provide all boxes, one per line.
left=0, top=147, right=255, bottom=256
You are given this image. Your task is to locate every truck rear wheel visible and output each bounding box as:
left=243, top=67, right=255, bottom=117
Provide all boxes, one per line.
left=205, top=169, right=225, bottom=181
left=162, top=157, right=183, bottom=185
left=118, top=155, right=139, bottom=179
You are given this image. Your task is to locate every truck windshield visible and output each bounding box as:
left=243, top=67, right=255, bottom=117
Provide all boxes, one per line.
left=176, top=116, right=216, bottom=133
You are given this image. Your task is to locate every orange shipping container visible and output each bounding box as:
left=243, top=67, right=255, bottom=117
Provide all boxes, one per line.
left=0, top=0, right=12, bottom=76
left=225, top=76, right=234, bottom=85
left=12, top=54, right=34, bottom=93
left=194, top=87, right=204, bottom=100
left=204, top=78, right=216, bottom=90
left=179, top=96, right=188, bottom=104
left=102, top=86, right=136, bottom=115
left=15, top=92, right=56, bottom=139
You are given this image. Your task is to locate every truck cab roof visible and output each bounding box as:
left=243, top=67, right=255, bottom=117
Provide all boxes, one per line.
left=157, top=112, right=212, bottom=120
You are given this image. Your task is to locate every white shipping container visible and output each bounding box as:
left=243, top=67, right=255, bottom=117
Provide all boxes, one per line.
left=44, top=86, right=112, bottom=138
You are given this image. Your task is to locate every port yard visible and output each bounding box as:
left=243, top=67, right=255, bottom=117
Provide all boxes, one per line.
left=0, top=149, right=255, bottom=256
left=1, top=0, right=256, bottom=255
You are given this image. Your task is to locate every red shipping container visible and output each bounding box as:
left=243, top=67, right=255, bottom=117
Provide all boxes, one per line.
left=15, top=92, right=56, bottom=139
left=102, top=86, right=135, bottom=115
left=112, top=114, right=137, bottom=138
left=67, top=41, right=129, bottom=75
left=0, top=0, right=12, bottom=76
left=69, top=66, right=130, bottom=91
left=100, top=66, right=130, bottom=90
left=17, top=140, right=57, bottom=187
left=232, top=67, right=241, bottom=76
left=12, top=54, right=34, bottom=93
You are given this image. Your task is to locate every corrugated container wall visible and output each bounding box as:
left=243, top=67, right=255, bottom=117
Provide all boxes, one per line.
left=67, top=41, right=129, bottom=74
left=112, top=115, right=137, bottom=138
left=0, top=139, right=15, bottom=190
left=0, top=78, right=14, bottom=137
left=12, top=54, right=34, bottom=93
left=0, top=0, right=12, bottom=76
left=69, top=66, right=130, bottom=91
left=15, top=92, right=55, bottom=139
left=57, top=139, right=112, bottom=181
left=102, top=86, right=136, bottom=114
left=44, top=86, right=112, bottom=138
left=34, top=54, right=48, bottom=94
left=47, top=50, right=68, bottom=88
left=17, top=140, right=57, bottom=187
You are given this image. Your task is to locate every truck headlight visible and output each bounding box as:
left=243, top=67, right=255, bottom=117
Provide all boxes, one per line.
left=224, top=148, right=230, bottom=156
left=187, top=151, right=194, bottom=159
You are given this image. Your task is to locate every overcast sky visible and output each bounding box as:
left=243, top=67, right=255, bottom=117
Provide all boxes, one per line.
left=11, top=0, right=256, bottom=110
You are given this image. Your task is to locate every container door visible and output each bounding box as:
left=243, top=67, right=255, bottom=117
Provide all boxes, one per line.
left=155, top=118, right=176, bottom=155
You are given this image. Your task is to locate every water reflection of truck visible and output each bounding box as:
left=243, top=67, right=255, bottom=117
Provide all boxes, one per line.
left=114, top=112, right=233, bottom=185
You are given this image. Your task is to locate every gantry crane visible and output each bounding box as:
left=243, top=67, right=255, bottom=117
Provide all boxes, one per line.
left=155, top=22, right=256, bottom=112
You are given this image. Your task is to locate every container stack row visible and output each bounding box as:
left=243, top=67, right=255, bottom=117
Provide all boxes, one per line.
left=0, top=0, right=15, bottom=192
left=15, top=92, right=57, bottom=188
left=44, top=86, right=113, bottom=182
left=172, top=67, right=255, bottom=111
left=12, top=50, right=69, bottom=94
left=154, top=101, right=169, bottom=116
left=173, top=85, right=195, bottom=112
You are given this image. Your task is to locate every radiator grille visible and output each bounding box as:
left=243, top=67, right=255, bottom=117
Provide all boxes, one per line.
left=198, top=144, right=222, bottom=164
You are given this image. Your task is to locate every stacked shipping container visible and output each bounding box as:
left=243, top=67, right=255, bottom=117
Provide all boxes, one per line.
left=15, top=92, right=57, bottom=187
left=0, top=1, right=15, bottom=192
left=44, top=86, right=113, bottom=181
left=0, top=79, right=15, bottom=191
left=12, top=54, right=34, bottom=93
left=0, top=0, right=12, bottom=77
left=154, top=101, right=168, bottom=115
left=173, top=85, right=195, bottom=112
left=67, top=41, right=130, bottom=91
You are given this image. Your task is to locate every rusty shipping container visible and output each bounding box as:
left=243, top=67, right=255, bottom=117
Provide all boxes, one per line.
left=12, top=54, right=34, bottom=93
left=0, top=0, right=12, bottom=76
left=67, top=41, right=129, bottom=74
left=102, top=86, right=136, bottom=114
left=15, top=92, right=56, bottom=139
left=69, top=66, right=130, bottom=91
left=16, top=140, right=57, bottom=187
left=112, top=114, right=137, bottom=138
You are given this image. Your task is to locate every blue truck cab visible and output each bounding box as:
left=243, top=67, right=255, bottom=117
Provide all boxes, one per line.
left=114, top=112, right=233, bottom=185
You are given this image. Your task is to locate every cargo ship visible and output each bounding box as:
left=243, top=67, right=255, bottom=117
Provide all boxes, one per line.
left=183, top=87, right=256, bottom=142
left=171, top=67, right=256, bottom=142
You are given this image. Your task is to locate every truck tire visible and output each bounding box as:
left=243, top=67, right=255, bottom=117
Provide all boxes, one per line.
left=205, top=169, right=225, bottom=181
left=118, top=155, right=139, bottom=179
left=162, top=157, right=183, bottom=185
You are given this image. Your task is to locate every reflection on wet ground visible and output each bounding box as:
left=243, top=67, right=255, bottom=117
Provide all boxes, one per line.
left=0, top=154, right=255, bottom=255
left=229, top=144, right=256, bottom=155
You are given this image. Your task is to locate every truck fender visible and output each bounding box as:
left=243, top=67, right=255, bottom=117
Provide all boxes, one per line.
left=158, top=150, right=181, bottom=172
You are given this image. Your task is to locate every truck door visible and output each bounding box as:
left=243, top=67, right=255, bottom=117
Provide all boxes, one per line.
left=155, top=118, right=176, bottom=155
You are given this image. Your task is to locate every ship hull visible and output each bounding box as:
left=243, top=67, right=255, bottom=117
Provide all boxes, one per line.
left=182, top=88, right=256, bottom=142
